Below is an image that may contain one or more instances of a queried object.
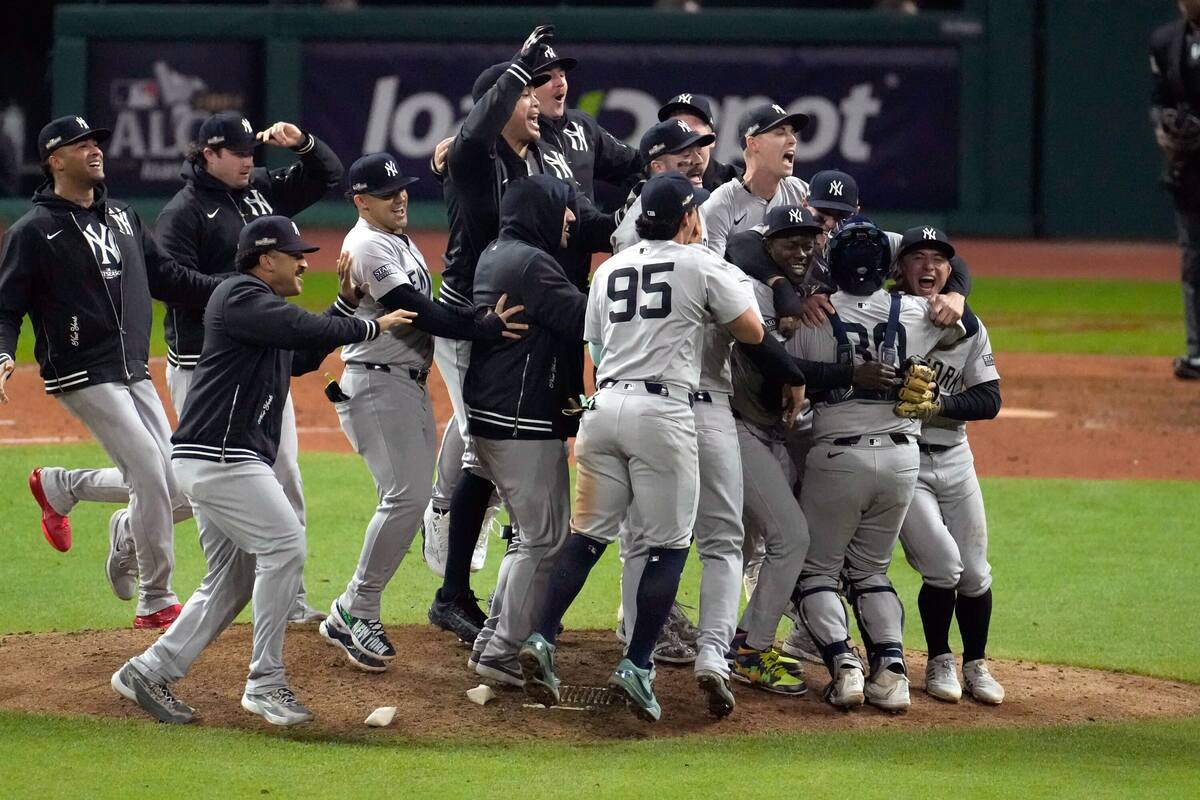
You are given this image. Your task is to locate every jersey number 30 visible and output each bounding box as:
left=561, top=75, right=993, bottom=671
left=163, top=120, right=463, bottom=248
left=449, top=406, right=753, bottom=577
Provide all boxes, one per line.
left=607, top=262, right=673, bottom=323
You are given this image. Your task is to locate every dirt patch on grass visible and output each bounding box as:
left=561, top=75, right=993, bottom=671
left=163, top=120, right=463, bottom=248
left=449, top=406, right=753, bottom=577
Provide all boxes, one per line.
left=0, top=625, right=1195, bottom=742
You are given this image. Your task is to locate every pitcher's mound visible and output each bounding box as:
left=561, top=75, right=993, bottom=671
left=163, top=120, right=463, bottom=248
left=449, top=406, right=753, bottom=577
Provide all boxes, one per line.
left=1, top=625, right=1196, bottom=742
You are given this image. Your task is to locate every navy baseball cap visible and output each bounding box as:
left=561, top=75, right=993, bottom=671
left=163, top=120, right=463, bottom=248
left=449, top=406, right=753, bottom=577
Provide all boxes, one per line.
left=658, top=93, right=718, bottom=131
left=897, top=226, right=956, bottom=260
left=197, top=111, right=258, bottom=154
left=346, top=152, right=418, bottom=198
left=737, top=103, right=811, bottom=146
left=38, top=115, right=111, bottom=160
left=764, top=205, right=822, bottom=239
left=639, top=119, right=716, bottom=163
left=533, top=42, right=577, bottom=74
left=236, top=216, right=319, bottom=267
left=472, top=62, right=553, bottom=104
left=807, top=170, right=859, bottom=214
left=639, top=171, right=710, bottom=224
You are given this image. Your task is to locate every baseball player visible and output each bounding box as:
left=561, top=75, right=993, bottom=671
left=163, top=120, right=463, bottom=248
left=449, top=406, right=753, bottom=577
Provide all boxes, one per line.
left=611, top=119, right=713, bottom=254
left=792, top=169, right=971, bottom=331
left=462, top=174, right=586, bottom=686
left=892, top=227, right=1005, bottom=705
left=423, top=25, right=554, bottom=620
left=155, top=110, right=345, bottom=623
left=317, top=153, right=525, bottom=672
left=1150, top=0, right=1200, bottom=378
left=111, top=216, right=415, bottom=726
left=1, top=115, right=220, bottom=629
left=791, top=219, right=964, bottom=713
left=700, top=103, right=811, bottom=257
left=518, top=172, right=764, bottom=722
left=657, top=93, right=742, bottom=192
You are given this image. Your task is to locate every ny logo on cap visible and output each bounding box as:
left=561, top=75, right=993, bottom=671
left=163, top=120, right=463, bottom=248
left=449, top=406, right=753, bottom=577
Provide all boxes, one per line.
left=923, top=227, right=937, bottom=240
left=829, top=180, right=844, bottom=197
left=241, top=118, right=253, bottom=133
left=384, top=161, right=398, bottom=177
left=75, top=117, right=88, bottom=129
left=291, top=221, right=300, bottom=236
left=544, top=44, right=557, bottom=59
left=682, top=192, right=694, bottom=207
left=676, top=93, right=693, bottom=105
left=676, top=120, right=692, bottom=134
left=771, top=104, right=786, bottom=115
left=788, top=209, right=803, bottom=223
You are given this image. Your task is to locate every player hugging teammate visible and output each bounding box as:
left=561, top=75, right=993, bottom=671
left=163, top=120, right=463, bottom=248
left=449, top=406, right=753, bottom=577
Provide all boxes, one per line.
left=3, top=22, right=1012, bottom=728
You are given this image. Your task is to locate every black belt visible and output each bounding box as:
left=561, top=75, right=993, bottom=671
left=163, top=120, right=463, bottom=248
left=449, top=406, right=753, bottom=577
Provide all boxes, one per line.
left=346, top=361, right=429, bottom=385
left=918, top=443, right=952, bottom=454
left=833, top=433, right=912, bottom=446
left=599, top=379, right=693, bottom=406
left=693, top=390, right=714, bottom=403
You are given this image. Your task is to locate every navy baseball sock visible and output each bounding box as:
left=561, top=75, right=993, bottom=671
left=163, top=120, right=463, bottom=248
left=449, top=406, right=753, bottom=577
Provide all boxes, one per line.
left=626, top=547, right=689, bottom=669
left=918, top=583, right=956, bottom=658
left=534, top=533, right=608, bottom=643
left=956, top=588, right=993, bottom=663
left=439, top=471, right=495, bottom=598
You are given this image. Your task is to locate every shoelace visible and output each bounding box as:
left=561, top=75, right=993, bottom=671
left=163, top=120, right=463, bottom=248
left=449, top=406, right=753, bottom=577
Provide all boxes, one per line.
left=269, top=688, right=299, bottom=705
left=364, top=619, right=389, bottom=641
left=150, top=682, right=184, bottom=707
left=930, top=658, right=956, bottom=682
left=760, top=649, right=790, bottom=678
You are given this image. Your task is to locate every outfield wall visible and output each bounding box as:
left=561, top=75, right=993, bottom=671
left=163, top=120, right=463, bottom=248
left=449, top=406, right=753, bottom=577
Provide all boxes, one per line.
left=5, top=2, right=1172, bottom=239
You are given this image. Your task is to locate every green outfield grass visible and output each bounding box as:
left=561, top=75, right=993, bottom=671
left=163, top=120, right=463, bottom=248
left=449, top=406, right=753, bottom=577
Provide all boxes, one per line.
left=10, top=274, right=1188, bottom=363
left=3, top=711, right=1197, bottom=800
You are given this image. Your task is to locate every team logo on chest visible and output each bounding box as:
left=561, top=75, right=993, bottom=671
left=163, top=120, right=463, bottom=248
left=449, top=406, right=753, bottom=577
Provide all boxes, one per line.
left=81, top=222, right=122, bottom=267
left=242, top=188, right=273, bottom=217
left=563, top=122, right=590, bottom=152
left=543, top=150, right=575, bottom=180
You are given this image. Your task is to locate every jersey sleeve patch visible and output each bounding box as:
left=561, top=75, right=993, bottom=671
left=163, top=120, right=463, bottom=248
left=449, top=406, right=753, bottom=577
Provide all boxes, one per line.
left=372, top=264, right=397, bottom=282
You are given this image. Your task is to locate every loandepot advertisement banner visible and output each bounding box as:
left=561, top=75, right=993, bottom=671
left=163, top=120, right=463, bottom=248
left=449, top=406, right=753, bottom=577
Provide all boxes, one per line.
left=86, top=41, right=263, bottom=196
left=302, top=41, right=959, bottom=210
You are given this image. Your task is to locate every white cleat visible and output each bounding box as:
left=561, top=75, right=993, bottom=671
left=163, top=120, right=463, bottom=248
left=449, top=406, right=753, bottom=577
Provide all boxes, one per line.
left=421, top=501, right=450, bottom=578
left=865, top=667, right=911, bottom=714
left=825, top=661, right=866, bottom=709
left=963, top=659, right=1005, bottom=705
left=924, top=653, right=962, bottom=703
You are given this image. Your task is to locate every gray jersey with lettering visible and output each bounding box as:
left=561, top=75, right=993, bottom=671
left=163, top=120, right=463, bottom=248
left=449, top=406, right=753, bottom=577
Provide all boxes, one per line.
left=340, top=217, right=434, bottom=369
left=920, top=320, right=1000, bottom=447
left=792, top=290, right=964, bottom=443
left=587, top=239, right=751, bottom=393
left=700, top=176, right=810, bottom=258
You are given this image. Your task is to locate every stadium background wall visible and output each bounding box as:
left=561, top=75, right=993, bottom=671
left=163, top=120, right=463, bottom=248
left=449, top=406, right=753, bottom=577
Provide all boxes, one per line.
left=0, top=1, right=1170, bottom=240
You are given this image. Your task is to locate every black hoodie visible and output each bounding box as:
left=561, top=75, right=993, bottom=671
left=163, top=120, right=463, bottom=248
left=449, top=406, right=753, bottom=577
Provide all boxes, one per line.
left=464, top=175, right=587, bottom=441
left=155, top=133, right=343, bottom=368
left=0, top=182, right=220, bottom=394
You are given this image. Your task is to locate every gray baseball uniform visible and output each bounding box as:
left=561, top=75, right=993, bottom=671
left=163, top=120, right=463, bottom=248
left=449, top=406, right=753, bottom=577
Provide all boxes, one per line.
left=899, top=320, right=999, bottom=597
left=575, top=240, right=751, bottom=551
left=332, top=217, right=437, bottom=619
left=793, top=289, right=963, bottom=674
left=729, top=280, right=810, bottom=651
left=700, top=176, right=810, bottom=258
left=620, top=267, right=759, bottom=677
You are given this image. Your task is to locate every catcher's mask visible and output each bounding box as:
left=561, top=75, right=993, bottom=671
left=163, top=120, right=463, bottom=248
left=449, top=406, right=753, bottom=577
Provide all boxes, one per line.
left=827, top=217, right=891, bottom=295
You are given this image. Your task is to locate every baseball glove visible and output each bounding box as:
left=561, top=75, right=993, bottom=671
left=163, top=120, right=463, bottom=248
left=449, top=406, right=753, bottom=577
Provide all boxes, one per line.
left=893, top=356, right=941, bottom=420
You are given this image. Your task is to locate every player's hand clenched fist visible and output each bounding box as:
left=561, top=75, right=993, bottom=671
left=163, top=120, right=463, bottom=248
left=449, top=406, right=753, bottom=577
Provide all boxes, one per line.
left=893, top=356, right=941, bottom=420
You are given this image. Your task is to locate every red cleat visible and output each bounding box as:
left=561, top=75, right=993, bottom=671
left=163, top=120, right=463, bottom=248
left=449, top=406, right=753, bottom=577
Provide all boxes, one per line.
left=29, top=468, right=72, bottom=552
left=134, top=603, right=183, bottom=630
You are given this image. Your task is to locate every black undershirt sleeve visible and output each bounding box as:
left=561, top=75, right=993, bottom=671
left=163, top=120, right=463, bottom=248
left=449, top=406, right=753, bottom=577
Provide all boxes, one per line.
left=376, top=285, right=502, bottom=340
left=937, top=379, right=1001, bottom=421
left=738, top=334, right=806, bottom=386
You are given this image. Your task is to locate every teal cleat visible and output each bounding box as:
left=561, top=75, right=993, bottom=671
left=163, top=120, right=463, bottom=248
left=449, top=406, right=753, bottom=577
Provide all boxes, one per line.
left=518, top=633, right=561, bottom=707
left=609, top=658, right=661, bottom=722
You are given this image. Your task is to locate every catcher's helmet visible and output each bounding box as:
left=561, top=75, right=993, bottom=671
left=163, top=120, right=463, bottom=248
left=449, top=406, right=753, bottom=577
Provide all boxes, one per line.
left=827, top=217, right=891, bottom=295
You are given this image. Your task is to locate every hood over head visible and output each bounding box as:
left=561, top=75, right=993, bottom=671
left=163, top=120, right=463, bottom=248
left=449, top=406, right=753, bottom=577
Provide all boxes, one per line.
left=498, top=173, right=576, bottom=253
